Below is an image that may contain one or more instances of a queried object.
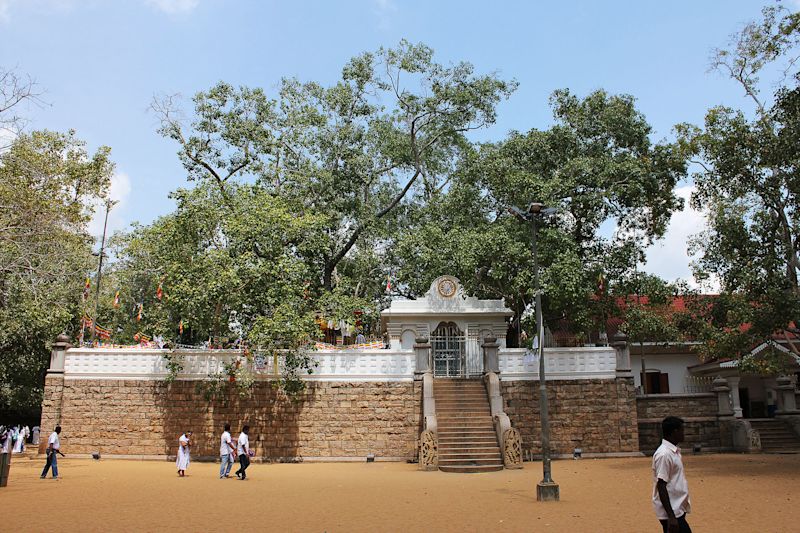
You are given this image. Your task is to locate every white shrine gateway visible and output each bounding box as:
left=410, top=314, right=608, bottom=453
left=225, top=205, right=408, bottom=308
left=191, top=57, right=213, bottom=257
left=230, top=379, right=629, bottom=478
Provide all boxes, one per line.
left=381, top=276, right=514, bottom=378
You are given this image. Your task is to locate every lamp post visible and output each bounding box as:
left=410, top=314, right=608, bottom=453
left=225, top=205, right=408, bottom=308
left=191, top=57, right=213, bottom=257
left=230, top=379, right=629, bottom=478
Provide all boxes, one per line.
left=509, top=202, right=560, bottom=502
left=90, top=199, right=117, bottom=345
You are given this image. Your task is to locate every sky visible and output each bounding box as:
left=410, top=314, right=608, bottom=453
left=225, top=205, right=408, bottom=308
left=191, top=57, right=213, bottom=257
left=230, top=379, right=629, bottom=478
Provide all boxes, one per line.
left=0, top=0, right=790, bottom=289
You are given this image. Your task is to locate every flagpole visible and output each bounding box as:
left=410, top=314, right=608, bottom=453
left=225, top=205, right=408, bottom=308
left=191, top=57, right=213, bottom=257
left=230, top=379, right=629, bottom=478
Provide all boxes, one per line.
left=91, top=199, right=116, bottom=345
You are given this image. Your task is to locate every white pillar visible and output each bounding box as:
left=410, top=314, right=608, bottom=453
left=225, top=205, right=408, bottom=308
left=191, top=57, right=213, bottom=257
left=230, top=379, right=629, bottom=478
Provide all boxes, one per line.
left=728, top=376, right=743, bottom=418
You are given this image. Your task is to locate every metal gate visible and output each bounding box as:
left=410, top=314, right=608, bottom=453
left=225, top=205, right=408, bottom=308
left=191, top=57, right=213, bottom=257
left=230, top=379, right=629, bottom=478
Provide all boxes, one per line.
left=465, top=336, right=483, bottom=378
left=432, top=322, right=464, bottom=378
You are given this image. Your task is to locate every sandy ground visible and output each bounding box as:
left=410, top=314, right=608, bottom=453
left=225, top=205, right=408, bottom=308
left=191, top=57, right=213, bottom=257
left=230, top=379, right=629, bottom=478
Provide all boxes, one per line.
left=2, top=453, right=799, bottom=532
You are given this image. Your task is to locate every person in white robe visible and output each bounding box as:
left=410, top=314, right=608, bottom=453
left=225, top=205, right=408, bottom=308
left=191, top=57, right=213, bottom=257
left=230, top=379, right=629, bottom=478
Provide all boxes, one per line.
left=12, top=427, right=23, bottom=454
left=176, top=431, right=192, bottom=476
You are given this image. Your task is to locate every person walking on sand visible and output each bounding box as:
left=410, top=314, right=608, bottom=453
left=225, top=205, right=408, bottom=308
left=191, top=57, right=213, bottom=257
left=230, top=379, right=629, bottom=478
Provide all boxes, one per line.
left=234, top=425, right=250, bottom=480
left=653, top=416, right=692, bottom=533
left=41, top=425, right=64, bottom=479
left=219, top=423, right=236, bottom=479
left=176, top=430, right=192, bottom=477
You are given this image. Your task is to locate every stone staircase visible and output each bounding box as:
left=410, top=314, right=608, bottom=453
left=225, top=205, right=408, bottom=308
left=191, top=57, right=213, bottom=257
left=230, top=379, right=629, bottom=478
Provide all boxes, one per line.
left=749, top=419, right=800, bottom=453
left=434, top=378, right=503, bottom=473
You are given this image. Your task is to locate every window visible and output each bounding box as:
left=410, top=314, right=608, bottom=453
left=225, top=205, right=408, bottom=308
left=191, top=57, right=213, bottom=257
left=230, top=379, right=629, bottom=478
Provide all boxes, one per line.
left=641, top=371, right=670, bottom=394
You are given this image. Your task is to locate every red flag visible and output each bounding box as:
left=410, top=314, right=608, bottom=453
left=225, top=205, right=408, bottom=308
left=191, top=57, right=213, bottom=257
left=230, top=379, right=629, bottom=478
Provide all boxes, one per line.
left=156, top=282, right=163, bottom=301
left=385, top=274, right=391, bottom=294
left=179, top=319, right=184, bottom=335
left=137, top=303, right=143, bottom=322
left=113, top=291, right=120, bottom=308
left=82, top=277, right=91, bottom=302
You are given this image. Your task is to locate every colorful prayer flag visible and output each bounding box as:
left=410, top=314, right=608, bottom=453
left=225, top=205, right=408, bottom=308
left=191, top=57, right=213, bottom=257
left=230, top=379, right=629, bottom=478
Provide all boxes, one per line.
left=179, top=319, right=184, bottom=335
left=82, top=277, right=91, bottom=301
left=385, top=274, right=392, bottom=293
left=94, top=324, right=111, bottom=340
left=137, top=303, right=143, bottom=322
left=113, top=291, right=120, bottom=308
left=156, top=281, right=163, bottom=301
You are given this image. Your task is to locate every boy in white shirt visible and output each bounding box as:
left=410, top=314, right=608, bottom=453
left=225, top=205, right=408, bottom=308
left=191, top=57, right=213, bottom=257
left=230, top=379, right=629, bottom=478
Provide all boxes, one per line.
left=652, top=416, right=692, bottom=533
left=234, top=425, right=250, bottom=480
left=219, top=423, right=236, bottom=479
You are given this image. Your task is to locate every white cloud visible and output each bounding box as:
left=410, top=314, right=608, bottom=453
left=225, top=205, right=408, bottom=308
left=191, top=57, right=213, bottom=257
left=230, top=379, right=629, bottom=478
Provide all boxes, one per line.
left=372, top=0, right=397, bottom=30
left=642, top=184, right=720, bottom=292
left=144, top=0, right=198, bottom=14
left=0, top=0, right=11, bottom=22
left=88, top=171, right=131, bottom=240
left=0, top=0, right=76, bottom=23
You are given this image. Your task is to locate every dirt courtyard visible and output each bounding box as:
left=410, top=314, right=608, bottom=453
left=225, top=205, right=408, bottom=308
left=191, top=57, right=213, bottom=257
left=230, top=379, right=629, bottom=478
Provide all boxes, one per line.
left=2, top=453, right=799, bottom=532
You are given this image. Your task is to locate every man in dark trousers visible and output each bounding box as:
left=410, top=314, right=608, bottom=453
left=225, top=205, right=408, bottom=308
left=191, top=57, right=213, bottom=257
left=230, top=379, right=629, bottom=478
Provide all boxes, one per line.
left=41, top=425, right=65, bottom=480
left=652, top=417, right=692, bottom=533
left=234, top=425, right=250, bottom=480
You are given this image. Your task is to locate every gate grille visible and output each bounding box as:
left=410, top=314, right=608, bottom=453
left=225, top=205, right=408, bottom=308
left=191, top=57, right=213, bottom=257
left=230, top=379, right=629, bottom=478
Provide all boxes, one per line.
left=431, top=322, right=464, bottom=377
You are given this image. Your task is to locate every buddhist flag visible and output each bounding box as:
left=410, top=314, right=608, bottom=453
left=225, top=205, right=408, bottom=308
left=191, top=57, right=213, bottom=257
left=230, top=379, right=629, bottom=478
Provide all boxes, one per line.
left=95, top=324, right=111, bottom=340
left=597, top=272, right=606, bottom=294
left=113, top=291, right=120, bottom=308
left=385, top=274, right=392, bottom=294
left=179, top=319, right=184, bottom=335
left=137, top=303, right=143, bottom=322
left=156, top=281, right=163, bottom=301
left=82, top=277, right=91, bottom=301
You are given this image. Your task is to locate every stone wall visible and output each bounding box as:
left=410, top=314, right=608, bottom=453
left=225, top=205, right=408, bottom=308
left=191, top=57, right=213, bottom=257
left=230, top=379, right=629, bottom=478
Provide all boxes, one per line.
left=501, top=378, right=639, bottom=456
left=40, top=379, right=422, bottom=460
left=636, top=394, right=724, bottom=454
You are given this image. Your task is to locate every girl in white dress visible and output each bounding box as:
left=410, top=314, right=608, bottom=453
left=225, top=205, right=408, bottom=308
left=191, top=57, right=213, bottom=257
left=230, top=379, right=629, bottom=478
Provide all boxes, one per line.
left=176, top=431, right=192, bottom=476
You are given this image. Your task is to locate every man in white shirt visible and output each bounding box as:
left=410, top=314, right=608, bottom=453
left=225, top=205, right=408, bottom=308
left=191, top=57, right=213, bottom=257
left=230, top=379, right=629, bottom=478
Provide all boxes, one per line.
left=41, top=425, right=64, bottom=480
left=652, top=417, right=692, bottom=533
left=234, top=425, right=250, bottom=480
left=219, top=423, right=236, bottom=479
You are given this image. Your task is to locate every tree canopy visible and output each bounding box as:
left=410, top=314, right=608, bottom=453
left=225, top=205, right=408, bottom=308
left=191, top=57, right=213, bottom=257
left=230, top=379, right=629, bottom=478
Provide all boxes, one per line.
left=0, top=129, right=112, bottom=410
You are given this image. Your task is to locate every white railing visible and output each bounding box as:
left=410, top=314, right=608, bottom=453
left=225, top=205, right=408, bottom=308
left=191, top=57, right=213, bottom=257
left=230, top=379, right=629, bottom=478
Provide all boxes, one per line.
left=498, top=347, right=617, bottom=381
left=62, top=345, right=619, bottom=382
left=63, top=347, right=416, bottom=382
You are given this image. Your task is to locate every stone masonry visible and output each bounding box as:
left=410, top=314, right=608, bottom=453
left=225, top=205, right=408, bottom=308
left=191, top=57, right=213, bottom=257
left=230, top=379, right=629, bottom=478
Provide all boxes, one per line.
left=636, top=393, right=725, bottom=453
left=40, top=379, right=422, bottom=460
left=501, top=377, right=640, bottom=457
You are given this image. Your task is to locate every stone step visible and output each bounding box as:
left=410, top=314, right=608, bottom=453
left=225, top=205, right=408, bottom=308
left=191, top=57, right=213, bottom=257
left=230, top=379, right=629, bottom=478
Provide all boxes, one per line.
left=433, top=394, right=489, bottom=402
left=438, top=425, right=495, bottom=432
left=440, top=452, right=502, bottom=461
left=439, top=455, right=503, bottom=464
left=438, top=445, right=501, bottom=454
left=438, top=409, right=492, bottom=414
left=438, top=432, right=497, bottom=446
left=760, top=434, right=800, bottom=439
left=438, top=417, right=493, bottom=424
left=439, top=464, right=504, bottom=473
left=438, top=431, right=497, bottom=439
left=436, top=401, right=488, bottom=406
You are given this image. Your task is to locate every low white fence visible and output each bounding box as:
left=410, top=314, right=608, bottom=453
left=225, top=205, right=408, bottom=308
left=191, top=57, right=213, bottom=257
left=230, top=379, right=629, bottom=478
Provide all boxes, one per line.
left=498, top=347, right=617, bottom=381
left=62, top=345, right=618, bottom=382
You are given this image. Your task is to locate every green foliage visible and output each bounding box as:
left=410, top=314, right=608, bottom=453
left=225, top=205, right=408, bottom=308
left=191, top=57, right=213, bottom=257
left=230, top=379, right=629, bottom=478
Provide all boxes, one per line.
left=737, top=347, right=797, bottom=376
left=391, top=89, right=686, bottom=339
left=162, top=352, right=185, bottom=384
left=0, top=130, right=112, bottom=409
left=677, top=3, right=800, bottom=362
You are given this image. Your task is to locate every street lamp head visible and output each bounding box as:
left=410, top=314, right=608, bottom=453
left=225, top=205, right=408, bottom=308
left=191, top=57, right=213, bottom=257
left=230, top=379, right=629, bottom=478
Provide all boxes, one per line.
left=528, top=202, right=545, bottom=215
left=507, top=206, right=530, bottom=221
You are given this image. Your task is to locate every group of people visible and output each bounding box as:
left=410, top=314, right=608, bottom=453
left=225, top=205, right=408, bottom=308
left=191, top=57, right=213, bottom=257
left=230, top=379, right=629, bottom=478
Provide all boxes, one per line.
left=176, top=424, right=253, bottom=480
left=0, top=424, right=39, bottom=454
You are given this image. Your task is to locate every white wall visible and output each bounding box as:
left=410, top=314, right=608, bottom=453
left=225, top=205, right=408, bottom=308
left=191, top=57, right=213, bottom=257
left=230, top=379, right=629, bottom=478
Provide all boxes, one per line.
left=630, top=352, right=701, bottom=393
